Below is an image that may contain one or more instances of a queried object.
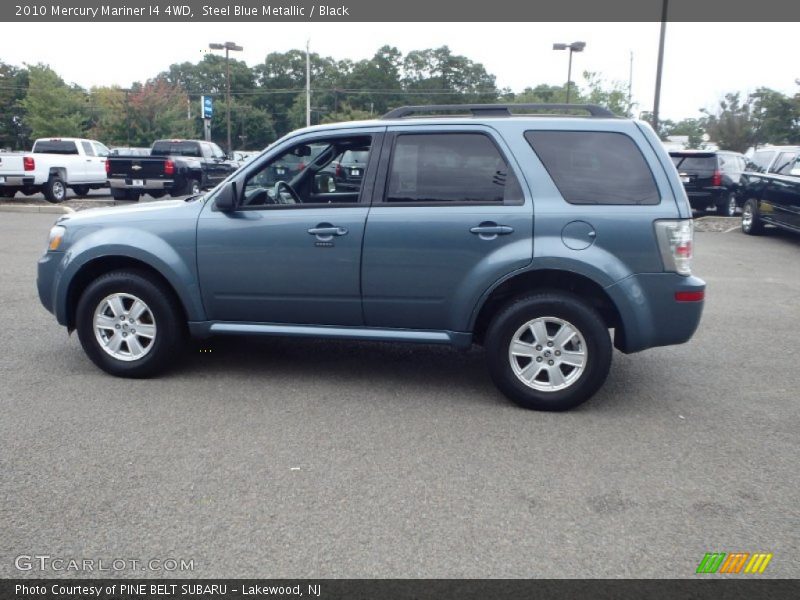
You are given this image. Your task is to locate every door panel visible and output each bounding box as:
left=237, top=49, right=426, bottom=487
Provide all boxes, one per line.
left=197, top=206, right=368, bottom=325
left=361, top=127, right=533, bottom=333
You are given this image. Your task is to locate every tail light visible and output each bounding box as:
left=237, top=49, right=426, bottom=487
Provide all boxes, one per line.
left=711, top=170, right=722, bottom=186
left=23, top=156, right=35, bottom=171
left=675, top=291, right=704, bottom=302
left=104, top=159, right=110, bottom=174
left=298, top=161, right=306, bottom=171
left=164, top=159, right=175, bottom=175
left=335, top=163, right=342, bottom=178
left=654, top=219, right=693, bottom=276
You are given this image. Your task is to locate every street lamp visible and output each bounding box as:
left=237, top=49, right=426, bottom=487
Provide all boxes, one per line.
left=209, top=41, right=243, bottom=154
left=553, top=41, right=586, bottom=104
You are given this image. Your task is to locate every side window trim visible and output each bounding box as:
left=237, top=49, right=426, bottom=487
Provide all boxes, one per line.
left=374, top=129, right=524, bottom=207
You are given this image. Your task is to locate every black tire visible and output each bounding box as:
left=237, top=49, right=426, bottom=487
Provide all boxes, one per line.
left=174, top=177, right=200, bottom=197
left=75, top=270, right=185, bottom=378
left=149, top=190, right=166, bottom=199
left=717, top=192, right=737, bottom=217
left=485, top=292, right=612, bottom=411
left=0, top=187, right=19, bottom=199
left=128, top=191, right=141, bottom=202
left=71, top=185, right=90, bottom=198
left=43, top=175, right=67, bottom=203
left=110, top=188, right=129, bottom=200
left=741, top=198, right=764, bottom=235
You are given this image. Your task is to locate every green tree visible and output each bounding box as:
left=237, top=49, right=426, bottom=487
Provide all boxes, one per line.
left=582, top=71, right=632, bottom=117
left=750, top=87, right=800, bottom=145
left=126, top=77, right=194, bottom=146
left=21, top=64, right=88, bottom=139
left=0, top=61, right=29, bottom=149
left=321, top=102, right=373, bottom=125
left=701, top=93, right=757, bottom=152
left=667, top=118, right=706, bottom=149
left=87, top=86, right=131, bottom=146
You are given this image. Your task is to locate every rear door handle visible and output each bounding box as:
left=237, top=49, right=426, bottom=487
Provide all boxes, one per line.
left=308, top=225, right=348, bottom=237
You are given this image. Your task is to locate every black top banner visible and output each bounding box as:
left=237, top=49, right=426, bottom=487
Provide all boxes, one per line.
left=1, top=0, right=797, bottom=22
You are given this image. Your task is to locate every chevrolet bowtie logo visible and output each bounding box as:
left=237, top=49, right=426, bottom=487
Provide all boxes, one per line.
left=132, top=165, right=142, bottom=171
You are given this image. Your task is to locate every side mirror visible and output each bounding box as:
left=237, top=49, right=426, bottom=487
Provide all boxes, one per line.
left=215, top=181, right=239, bottom=211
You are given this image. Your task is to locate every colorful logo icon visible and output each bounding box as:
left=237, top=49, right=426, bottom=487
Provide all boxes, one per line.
left=696, top=552, right=773, bottom=574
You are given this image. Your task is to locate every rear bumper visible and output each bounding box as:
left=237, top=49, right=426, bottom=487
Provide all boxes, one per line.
left=0, top=175, right=36, bottom=187
left=605, top=272, right=705, bottom=353
left=686, top=189, right=725, bottom=208
left=109, top=178, right=174, bottom=190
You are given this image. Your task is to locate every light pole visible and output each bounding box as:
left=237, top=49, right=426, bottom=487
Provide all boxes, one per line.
left=209, top=41, right=243, bottom=154
left=652, top=0, right=668, bottom=134
left=553, top=41, right=586, bottom=104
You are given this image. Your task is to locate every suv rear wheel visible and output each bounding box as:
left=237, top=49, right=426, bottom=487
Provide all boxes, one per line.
left=76, top=270, right=184, bottom=377
left=717, top=192, right=737, bottom=217
left=485, top=292, right=612, bottom=411
left=741, top=198, right=764, bottom=235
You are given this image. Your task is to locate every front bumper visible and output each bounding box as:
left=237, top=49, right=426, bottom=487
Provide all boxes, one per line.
left=606, top=272, right=706, bottom=353
left=37, top=251, right=62, bottom=318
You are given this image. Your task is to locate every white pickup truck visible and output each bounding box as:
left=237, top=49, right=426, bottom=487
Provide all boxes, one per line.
left=0, top=138, right=110, bottom=202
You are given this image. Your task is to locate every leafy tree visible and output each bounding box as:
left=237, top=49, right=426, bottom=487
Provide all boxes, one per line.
left=87, top=86, right=131, bottom=146
left=21, top=64, right=88, bottom=139
left=750, top=87, right=800, bottom=145
left=582, top=71, right=632, bottom=117
left=321, top=102, right=373, bottom=125
left=0, top=61, right=29, bottom=149
left=667, top=118, right=706, bottom=149
left=701, top=93, right=757, bottom=152
left=126, top=77, right=194, bottom=146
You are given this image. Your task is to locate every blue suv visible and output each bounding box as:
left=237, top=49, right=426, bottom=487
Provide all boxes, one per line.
left=37, top=104, right=705, bottom=411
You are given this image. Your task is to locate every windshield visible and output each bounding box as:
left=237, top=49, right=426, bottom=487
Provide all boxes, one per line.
left=151, top=141, right=201, bottom=157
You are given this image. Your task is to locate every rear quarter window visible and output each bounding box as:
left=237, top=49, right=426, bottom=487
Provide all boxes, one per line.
left=525, top=131, right=660, bottom=205
left=32, top=140, right=79, bottom=155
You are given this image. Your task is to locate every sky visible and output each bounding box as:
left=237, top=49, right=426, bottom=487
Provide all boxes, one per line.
left=2, top=21, right=798, bottom=122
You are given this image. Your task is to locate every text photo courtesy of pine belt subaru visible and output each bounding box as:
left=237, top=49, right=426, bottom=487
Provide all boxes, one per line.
left=37, top=104, right=705, bottom=411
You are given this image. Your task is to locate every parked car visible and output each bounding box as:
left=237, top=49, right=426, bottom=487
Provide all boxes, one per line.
left=105, top=139, right=239, bottom=200
left=669, top=150, right=747, bottom=216
left=331, top=149, right=369, bottom=191
left=745, top=145, right=800, bottom=174
left=37, top=103, right=705, bottom=411
left=741, top=152, right=800, bottom=236
left=110, top=147, right=151, bottom=156
left=0, top=138, right=110, bottom=202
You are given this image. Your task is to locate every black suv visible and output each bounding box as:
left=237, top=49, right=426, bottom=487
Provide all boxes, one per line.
left=670, top=150, right=747, bottom=216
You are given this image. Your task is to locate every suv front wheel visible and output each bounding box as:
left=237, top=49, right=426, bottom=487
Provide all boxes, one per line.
left=485, top=292, right=612, bottom=411
left=76, top=270, right=184, bottom=377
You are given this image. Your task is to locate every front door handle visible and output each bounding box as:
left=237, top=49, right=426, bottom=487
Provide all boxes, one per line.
left=308, top=225, right=348, bottom=237
left=470, top=222, right=514, bottom=239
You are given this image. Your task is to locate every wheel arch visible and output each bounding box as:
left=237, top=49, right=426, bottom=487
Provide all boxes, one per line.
left=470, top=268, right=624, bottom=346
left=63, top=256, right=193, bottom=332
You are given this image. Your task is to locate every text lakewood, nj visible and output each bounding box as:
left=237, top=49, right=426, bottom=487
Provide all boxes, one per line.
left=37, top=4, right=352, bottom=19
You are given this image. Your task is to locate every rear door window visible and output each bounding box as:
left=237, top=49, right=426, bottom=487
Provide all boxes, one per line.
left=81, top=141, right=95, bottom=156
left=525, top=131, right=659, bottom=205
left=384, top=133, right=523, bottom=205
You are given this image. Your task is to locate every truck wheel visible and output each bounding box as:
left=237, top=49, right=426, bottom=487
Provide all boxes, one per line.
left=0, top=187, right=19, bottom=199
left=75, top=270, right=185, bottom=378
left=741, top=199, right=764, bottom=235
left=71, top=185, right=90, bottom=198
left=485, top=292, right=612, bottom=411
left=43, top=176, right=67, bottom=203
left=128, top=191, right=141, bottom=202
left=717, top=192, right=737, bottom=217
left=175, top=177, right=200, bottom=197
left=149, top=191, right=166, bottom=199
left=110, top=189, right=128, bottom=200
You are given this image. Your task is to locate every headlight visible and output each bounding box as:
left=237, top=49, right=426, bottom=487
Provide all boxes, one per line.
left=47, top=225, right=66, bottom=251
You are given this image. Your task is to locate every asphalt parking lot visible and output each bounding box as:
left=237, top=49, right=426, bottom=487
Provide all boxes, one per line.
left=1, top=212, right=798, bottom=579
